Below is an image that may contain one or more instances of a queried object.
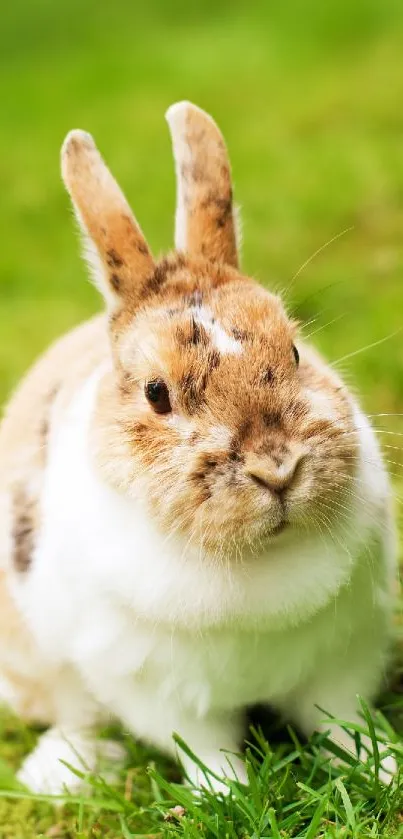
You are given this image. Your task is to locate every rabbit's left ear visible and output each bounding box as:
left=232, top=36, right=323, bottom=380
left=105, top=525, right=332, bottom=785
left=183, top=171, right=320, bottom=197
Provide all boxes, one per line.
left=61, top=130, right=155, bottom=312
left=166, top=101, right=239, bottom=268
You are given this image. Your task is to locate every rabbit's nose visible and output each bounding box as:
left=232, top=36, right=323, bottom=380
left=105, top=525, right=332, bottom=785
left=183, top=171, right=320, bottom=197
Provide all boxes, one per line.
left=244, top=452, right=302, bottom=495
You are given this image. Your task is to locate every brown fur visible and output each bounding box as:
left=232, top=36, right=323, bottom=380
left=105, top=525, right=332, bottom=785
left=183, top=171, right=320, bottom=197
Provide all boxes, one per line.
left=62, top=131, right=156, bottom=315
left=12, top=486, right=36, bottom=572
left=167, top=102, right=239, bottom=267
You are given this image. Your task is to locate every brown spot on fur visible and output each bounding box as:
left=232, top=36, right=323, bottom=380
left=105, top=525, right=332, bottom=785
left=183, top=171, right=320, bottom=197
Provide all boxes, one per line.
left=174, top=252, right=187, bottom=270
left=142, top=258, right=172, bottom=297
left=121, top=212, right=134, bottom=229
left=192, top=319, right=209, bottom=347
left=177, top=317, right=210, bottom=348
left=262, top=368, right=274, bottom=385
left=39, top=416, right=49, bottom=444
left=106, top=249, right=124, bottom=269
left=263, top=412, right=282, bottom=429
left=39, top=384, right=59, bottom=451
left=111, top=273, right=121, bottom=291
left=181, top=160, right=205, bottom=184
left=137, top=242, right=149, bottom=256
left=232, top=327, right=250, bottom=342
left=12, top=487, right=35, bottom=573
left=217, top=201, right=232, bottom=229
left=201, top=191, right=233, bottom=229
left=131, top=422, right=148, bottom=436
left=190, top=453, right=218, bottom=493
left=191, top=317, right=210, bottom=347
left=206, top=348, right=220, bottom=374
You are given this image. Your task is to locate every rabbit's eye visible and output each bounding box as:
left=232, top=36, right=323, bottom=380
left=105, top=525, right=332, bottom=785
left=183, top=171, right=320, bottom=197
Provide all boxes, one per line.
left=145, top=379, right=172, bottom=414
left=293, top=345, right=300, bottom=366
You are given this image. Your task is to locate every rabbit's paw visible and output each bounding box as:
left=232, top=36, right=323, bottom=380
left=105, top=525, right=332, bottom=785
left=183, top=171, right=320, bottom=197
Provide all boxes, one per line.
left=17, top=727, right=125, bottom=795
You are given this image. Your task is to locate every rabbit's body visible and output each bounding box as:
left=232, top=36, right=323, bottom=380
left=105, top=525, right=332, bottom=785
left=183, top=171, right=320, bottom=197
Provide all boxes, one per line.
left=0, top=102, right=397, bottom=792
left=0, top=317, right=108, bottom=724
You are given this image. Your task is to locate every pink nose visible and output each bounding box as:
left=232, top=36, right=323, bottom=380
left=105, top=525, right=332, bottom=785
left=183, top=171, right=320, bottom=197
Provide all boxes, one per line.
left=245, top=452, right=301, bottom=494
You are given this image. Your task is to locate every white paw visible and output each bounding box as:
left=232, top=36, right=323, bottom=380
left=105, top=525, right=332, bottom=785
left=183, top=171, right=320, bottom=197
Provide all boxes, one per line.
left=17, top=729, right=96, bottom=795
left=17, top=728, right=126, bottom=795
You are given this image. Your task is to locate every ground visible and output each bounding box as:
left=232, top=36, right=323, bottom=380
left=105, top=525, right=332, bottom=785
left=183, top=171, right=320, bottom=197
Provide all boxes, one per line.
left=1, top=0, right=403, bottom=836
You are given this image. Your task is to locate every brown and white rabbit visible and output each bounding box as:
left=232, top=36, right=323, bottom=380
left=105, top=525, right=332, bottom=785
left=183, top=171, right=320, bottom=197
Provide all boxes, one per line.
left=0, top=102, right=397, bottom=794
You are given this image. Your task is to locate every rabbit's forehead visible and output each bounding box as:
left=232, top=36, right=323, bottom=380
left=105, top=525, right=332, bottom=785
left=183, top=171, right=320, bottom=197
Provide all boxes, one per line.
left=120, top=282, right=293, bottom=370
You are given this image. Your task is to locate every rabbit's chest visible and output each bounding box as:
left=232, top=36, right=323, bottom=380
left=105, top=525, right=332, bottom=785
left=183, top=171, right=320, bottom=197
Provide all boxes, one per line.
left=96, top=615, right=324, bottom=715
left=144, top=629, right=309, bottom=711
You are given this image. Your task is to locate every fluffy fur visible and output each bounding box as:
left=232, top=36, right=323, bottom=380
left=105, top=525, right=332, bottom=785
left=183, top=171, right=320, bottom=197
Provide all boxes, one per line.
left=0, top=101, right=397, bottom=793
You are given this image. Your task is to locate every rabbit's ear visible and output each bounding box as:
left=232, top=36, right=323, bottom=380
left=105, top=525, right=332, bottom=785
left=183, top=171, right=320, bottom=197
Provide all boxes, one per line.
left=61, top=130, right=155, bottom=312
left=166, top=102, right=239, bottom=268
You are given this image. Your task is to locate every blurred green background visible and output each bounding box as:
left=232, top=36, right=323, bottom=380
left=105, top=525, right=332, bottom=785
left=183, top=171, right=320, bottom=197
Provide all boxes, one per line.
left=1, top=0, right=403, bottom=434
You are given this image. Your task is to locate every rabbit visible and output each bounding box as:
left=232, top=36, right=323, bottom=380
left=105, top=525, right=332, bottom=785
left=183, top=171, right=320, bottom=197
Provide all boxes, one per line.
left=0, top=100, right=397, bottom=795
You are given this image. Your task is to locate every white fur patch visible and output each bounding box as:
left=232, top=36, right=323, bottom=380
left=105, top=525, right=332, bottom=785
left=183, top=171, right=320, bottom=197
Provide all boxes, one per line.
left=165, top=103, right=190, bottom=251
left=192, top=306, right=242, bottom=355
left=305, top=388, right=339, bottom=422
left=73, top=206, right=119, bottom=311
left=208, top=424, right=232, bottom=448
left=167, top=413, right=193, bottom=435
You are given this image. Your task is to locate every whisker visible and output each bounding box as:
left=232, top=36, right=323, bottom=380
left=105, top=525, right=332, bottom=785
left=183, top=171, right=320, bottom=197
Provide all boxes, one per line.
left=291, top=279, right=349, bottom=316
left=332, top=328, right=402, bottom=367
left=315, top=502, right=365, bottom=554
left=290, top=227, right=354, bottom=285
left=329, top=452, right=403, bottom=472
left=299, top=314, right=321, bottom=332
left=314, top=503, right=354, bottom=562
left=299, top=302, right=343, bottom=332
left=304, top=313, right=346, bottom=341
left=365, top=414, right=403, bottom=419
left=330, top=429, right=403, bottom=439
left=331, top=472, right=403, bottom=513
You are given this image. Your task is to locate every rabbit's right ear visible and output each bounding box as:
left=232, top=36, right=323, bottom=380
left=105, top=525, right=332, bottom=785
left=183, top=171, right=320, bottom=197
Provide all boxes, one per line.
left=61, top=130, right=155, bottom=313
left=166, top=101, right=239, bottom=268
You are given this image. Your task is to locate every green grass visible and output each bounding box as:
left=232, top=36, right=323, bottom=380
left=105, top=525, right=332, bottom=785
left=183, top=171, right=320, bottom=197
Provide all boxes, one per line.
left=2, top=708, right=403, bottom=838
left=1, top=0, right=403, bottom=835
